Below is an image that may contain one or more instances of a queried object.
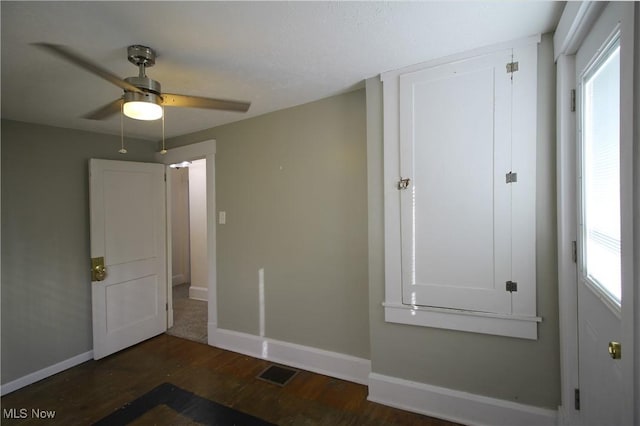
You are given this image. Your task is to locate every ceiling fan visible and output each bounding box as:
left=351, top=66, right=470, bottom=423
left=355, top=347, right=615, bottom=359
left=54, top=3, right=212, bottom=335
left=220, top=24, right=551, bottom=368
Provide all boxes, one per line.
left=34, top=43, right=251, bottom=121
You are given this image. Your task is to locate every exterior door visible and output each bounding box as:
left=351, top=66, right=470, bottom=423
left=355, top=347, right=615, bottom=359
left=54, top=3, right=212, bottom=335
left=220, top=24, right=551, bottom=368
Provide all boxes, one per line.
left=90, top=159, right=167, bottom=360
left=575, top=3, right=629, bottom=423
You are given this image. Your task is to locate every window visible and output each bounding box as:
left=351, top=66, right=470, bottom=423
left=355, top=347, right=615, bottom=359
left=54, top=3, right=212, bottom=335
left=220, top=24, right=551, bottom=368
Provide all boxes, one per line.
left=382, top=38, right=541, bottom=339
left=580, top=36, right=621, bottom=306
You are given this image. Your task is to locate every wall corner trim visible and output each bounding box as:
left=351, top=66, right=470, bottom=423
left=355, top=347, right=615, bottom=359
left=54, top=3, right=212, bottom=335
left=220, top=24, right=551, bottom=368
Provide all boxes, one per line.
left=208, top=325, right=370, bottom=386
left=367, top=372, right=557, bottom=426
left=1, top=350, right=94, bottom=396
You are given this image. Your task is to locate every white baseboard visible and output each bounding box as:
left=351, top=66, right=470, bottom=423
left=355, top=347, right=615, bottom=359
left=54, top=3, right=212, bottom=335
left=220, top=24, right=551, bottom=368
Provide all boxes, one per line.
left=208, top=325, right=370, bottom=385
left=1, top=351, right=94, bottom=396
left=172, top=274, right=186, bottom=286
left=189, top=285, right=208, bottom=301
left=556, top=405, right=573, bottom=426
left=368, top=373, right=557, bottom=426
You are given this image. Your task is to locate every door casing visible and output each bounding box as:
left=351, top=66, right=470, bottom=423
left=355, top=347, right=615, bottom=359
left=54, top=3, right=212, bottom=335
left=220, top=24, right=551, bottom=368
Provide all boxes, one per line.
left=156, top=140, right=217, bottom=341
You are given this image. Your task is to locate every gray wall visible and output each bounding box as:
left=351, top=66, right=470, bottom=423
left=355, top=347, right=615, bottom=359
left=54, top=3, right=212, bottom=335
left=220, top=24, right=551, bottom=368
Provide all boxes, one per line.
left=168, top=90, right=370, bottom=358
left=2, top=34, right=561, bottom=408
left=1, top=120, right=158, bottom=384
left=366, top=34, right=560, bottom=409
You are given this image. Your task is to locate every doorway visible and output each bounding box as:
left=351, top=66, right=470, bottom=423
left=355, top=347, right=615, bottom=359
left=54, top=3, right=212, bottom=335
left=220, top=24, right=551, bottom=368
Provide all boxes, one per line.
left=166, top=159, right=208, bottom=343
left=156, top=139, right=218, bottom=347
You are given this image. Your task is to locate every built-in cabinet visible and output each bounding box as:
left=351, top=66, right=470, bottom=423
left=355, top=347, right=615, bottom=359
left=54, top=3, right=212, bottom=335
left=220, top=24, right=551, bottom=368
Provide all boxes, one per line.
left=382, top=37, right=541, bottom=339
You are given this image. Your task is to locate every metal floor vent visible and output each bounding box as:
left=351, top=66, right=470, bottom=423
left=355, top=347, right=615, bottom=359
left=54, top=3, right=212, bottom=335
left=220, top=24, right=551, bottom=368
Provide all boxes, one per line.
left=257, top=365, right=299, bottom=386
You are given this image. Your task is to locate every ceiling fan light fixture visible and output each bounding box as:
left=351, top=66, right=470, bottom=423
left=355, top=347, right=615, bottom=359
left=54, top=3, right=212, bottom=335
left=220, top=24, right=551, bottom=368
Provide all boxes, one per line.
left=169, top=161, right=192, bottom=169
left=123, top=91, right=163, bottom=121
left=34, top=42, right=251, bottom=124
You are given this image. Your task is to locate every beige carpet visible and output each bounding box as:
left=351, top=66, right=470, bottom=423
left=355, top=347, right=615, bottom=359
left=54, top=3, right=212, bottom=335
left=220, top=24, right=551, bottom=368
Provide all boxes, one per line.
left=166, top=283, right=207, bottom=344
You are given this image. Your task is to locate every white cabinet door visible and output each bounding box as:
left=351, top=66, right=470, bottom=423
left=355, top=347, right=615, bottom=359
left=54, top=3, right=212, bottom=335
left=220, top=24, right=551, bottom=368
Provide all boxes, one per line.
left=399, top=46, right=536, bottom=315
left=90, top=159, right=167, bottom=360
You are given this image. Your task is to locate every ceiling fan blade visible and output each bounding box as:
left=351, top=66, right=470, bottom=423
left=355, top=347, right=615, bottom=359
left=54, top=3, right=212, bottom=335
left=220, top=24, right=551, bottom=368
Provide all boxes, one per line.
left=161, top=93, right=250, bottom=113
left=33, top=43, right=143, bottom=94
left=83, top=98, right=123, bottom=120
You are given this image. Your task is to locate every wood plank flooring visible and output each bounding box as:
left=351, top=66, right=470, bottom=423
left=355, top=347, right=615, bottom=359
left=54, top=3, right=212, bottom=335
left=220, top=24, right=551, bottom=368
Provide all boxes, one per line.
left=1, top=335, right=462, bottom=425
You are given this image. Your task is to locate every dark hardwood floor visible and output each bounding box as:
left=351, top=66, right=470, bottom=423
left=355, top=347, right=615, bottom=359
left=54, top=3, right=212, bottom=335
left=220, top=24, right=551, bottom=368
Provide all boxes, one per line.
left=1, top=334, right=462, bottom=425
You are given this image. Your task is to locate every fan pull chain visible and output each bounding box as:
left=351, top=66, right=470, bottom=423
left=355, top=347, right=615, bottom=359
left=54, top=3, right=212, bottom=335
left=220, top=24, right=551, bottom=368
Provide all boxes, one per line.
left=119, top=100, right=127, bottom=154
left=159, top=106, right=167, bottom=155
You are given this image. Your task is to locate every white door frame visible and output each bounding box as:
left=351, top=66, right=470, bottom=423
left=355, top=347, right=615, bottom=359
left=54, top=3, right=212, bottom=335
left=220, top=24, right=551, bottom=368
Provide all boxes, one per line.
left=156, top=140, right=217, bottom=340
left=554, top=2, right=637, bottom=425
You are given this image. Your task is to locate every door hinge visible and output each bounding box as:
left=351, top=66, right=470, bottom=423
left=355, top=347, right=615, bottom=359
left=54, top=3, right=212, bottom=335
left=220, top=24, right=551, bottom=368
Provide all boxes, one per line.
left=506, top=281, right=518, bottom=292
left=397, top=177, right=410, bottom=190
left=572, top=240, right=577, bottom=263
left=166, top=303, right=168, bottom=311
left=506, top=61, right=519, bottom=73
left=505, top=171, right=518, bottom=183
left=570, top=89, right=576, bottom=112
left=574, top=388, right=580, bottom=410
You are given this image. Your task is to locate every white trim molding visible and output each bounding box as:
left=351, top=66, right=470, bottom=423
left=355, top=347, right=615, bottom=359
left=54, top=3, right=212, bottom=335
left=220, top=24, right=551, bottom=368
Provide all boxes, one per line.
left=209, top=326, right=371, bottom=386
left=554, top=2, right=606, bottom=59
left=383, top=302, right=541, bottom=340
left=172, top=273, right=186, bottom=286
left=554, top=52, right=580, bottom=426
left=188, top=285, right=208, bottom=301
left=1, top=351, right=93, bottom=396
left=368, top=373, right=557, bottom=426
left=157, top=139, right=217, bottom=341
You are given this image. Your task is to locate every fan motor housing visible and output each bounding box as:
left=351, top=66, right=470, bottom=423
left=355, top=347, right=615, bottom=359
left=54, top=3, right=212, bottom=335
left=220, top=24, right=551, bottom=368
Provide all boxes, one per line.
left=127, top=45, right=156, bottom=67
left=124, top=76, right=161, bottom=95
left=123, top=90, right=162, bottom=108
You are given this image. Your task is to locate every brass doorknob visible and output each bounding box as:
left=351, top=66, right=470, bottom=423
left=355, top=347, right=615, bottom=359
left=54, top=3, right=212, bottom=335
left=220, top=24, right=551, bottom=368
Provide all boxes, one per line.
left=91, top=257, right=107, bottom=281
left=93, top=264, right=106, bottom=281
left=608, top=341, right=621, bottom=359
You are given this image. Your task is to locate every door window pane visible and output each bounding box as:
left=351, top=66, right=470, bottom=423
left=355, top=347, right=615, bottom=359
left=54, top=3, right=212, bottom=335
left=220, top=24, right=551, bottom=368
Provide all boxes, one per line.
left=581, top=38, right=621, bottom=304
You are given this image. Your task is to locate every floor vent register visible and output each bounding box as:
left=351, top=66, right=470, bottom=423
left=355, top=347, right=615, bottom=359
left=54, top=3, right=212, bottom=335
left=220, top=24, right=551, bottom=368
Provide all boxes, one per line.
left=257, top=365, right=299, bottom=386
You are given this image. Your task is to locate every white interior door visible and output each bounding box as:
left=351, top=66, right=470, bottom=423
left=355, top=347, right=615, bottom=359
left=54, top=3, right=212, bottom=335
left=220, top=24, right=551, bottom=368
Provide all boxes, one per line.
left=575, top=3, right=629, bottom=423
left=90, top=159, right=167, bottom=360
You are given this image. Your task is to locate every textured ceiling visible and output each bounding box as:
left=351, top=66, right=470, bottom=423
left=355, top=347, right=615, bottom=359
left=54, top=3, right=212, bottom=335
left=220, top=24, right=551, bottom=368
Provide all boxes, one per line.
left=1, top=1, right=564, bottom=141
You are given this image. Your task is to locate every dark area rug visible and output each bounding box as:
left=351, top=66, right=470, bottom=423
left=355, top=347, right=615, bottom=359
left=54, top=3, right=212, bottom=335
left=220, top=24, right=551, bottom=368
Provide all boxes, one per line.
left=93, top=383, right=276, bottom=426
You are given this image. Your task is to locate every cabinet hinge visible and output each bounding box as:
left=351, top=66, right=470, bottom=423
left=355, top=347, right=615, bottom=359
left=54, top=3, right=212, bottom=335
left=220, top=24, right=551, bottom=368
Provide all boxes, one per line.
left=506, top=281, right=518, bottom=292
left=574, top=388, right=580, bottom=410
left=572, top=240, right=577, bottom=263
left=505, top=172, right=518, bottom=183
left=570, top=89, right=576, bottom=112
left=397, top=177, right=410, bottom=190
left=506, top=61, right=519, bottom=73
